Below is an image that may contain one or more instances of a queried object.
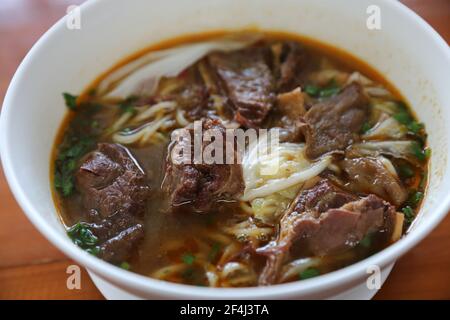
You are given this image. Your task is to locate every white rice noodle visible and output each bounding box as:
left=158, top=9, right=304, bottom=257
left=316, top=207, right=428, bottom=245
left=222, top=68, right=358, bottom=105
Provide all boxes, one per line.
left=108, top=111, right=133, bottom=134
left=371, top=100, right=399, bottom=115
left=133, top=101, right=177, bottom=123
left=224, top=219, right=274, bottom=242
left=205, top=270, right=219, bottom=287
left=310, top=69, right=349, bottom=86
left=279, top=257, right=322, bottom=283
left=346, top=71, right=373, bottom=86
left=176, top=108, right=189, bottom=126
left=151, top=263, right=188, bottom=279
left=201, top=231, right=232, bottom=245
left=102, top=34, right=262, bottom=99
left=241, top=150, right=332, bottom=201
left=112, top=116, right=169, bottom=145
left=217, top=242, right=241, bottom=266
left=220, top=262, right=257, bottom=287
left=365, top=86, right=393, bottom=98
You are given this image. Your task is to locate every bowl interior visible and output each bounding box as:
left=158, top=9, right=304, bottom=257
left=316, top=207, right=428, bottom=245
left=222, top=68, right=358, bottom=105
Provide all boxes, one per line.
left=1, top=0, right=449, bottom=298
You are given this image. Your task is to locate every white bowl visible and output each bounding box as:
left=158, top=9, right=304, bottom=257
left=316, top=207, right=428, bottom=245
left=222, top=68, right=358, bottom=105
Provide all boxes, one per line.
left=1, top=0, right=450, bottom=300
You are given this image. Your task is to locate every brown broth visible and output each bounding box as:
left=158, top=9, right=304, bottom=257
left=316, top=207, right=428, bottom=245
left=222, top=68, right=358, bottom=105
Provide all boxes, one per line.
left=52, top=31, right=429, bottom=287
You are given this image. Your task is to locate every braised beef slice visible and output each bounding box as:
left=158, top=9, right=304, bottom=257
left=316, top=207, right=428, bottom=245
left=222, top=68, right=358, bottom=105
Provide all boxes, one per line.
left=208, top=47, right=275, bottom=128
left=340, top=157, right=407, bottom=206
left=75, top=143, right=150, bottom=263
left=169, top=82, right=210, bottom=121
left=275, top=41, right=309, bottom=92
left=257, top=179, right=396, bottom=285
left=301, top=83, right=369, bottom=158
left=162, top=118, right=244, bottom=213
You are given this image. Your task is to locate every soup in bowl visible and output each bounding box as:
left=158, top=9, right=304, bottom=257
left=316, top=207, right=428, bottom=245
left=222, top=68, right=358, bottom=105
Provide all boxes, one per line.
left=1, top=0, right=449, bottom=299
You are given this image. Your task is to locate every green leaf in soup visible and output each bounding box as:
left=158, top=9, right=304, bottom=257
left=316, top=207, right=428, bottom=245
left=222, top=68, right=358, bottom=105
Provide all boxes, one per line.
left=319, top=86, right=340, bottom=98
left=360, top=122, right=372, bottom=134
left=181, top=253, right=196, bottom=265
left=67, top=222, right=99, bottom=250
left=410, top=142, right=429, bottom=161
left=299, top=267, right=320, bottom=280
left=304, top=85, right=320, bottom=96
left=407, top=190, right=424, bottom=208
left=120, top=262, right=131, bottom=270
left=401, top=206, right=415, bottom=224
left=63, top=92, right=78, bottom=110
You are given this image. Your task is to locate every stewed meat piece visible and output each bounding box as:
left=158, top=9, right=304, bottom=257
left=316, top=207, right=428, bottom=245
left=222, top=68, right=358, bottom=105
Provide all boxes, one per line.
left=257, top=179, right=396, bottom=285
left=301, top=83, right=370, bottom=158
left=274, top=41, right=310, bottom=92
left=75, top=143, right=150, bottom=263
left=340, top=157, right=408, bottom=206
left=208, top=47, right=275, bottom=127
left=162, top=118, right=244, bottom=213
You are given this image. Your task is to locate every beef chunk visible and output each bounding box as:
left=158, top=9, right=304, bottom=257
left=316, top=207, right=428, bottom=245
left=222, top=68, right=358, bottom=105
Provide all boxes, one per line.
left=257, top=179, right=396, bottom=285
left=75, top=143, right=150, bottom=263
left=208, top=47, right=275, bottom=127
left=301, top=83, right=369, bottom=158
left=270, top=87, right=306, bottom=142
left=340, top=157, right=407, bottom=206
left=274, top=41, right=309, bottom=92
left=162, top=118, right=244, bottom=213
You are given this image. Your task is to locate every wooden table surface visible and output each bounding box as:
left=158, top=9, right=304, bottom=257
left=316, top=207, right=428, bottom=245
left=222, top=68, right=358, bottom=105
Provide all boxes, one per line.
left=0, top=0, right=449, bottom=300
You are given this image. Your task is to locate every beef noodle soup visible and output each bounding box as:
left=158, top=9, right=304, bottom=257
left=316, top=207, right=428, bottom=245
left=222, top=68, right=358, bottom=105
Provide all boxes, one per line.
left=53, top=32, right=429, bottom=287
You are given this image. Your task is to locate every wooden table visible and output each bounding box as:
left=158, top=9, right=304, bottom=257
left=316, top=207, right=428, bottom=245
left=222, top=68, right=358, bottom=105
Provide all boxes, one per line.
left=0, top=0, right=449, bottom=300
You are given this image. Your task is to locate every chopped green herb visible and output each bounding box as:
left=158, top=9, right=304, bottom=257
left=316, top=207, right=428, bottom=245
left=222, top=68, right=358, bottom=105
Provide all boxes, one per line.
left=120, top=262, right=131, bottom=270
left=304, top=85, right=320, bottom=96
left=208, top=243, right=221, bottom=262
left=319, top=86, right=340, bottom=98
left=424, top=148, right=431, bottom=159
left=300, top=268, right=320, bottom=280
left=392, top=102, right=425, bottom=134
left=410, top=142, right=427, bottom=161
left=402, top=206, right=415, bottom=224
left=305, top=80, right=341, bottom=98
left=55, top=136, right=95, bottom=197
left=63, top=93, right=78, bottom=110
left=67, top=222, right=101, bottom=255
left=407, top=190, right=424, bottom=208
left=85, top=247, right=100, bottom=256
left=361, top=122, right=372, bottom=134
left=393, top=111, right=411, bottom=125
left=407, top=121, right=424, bottom=134
left=182, top=253, right=196, bottom=265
